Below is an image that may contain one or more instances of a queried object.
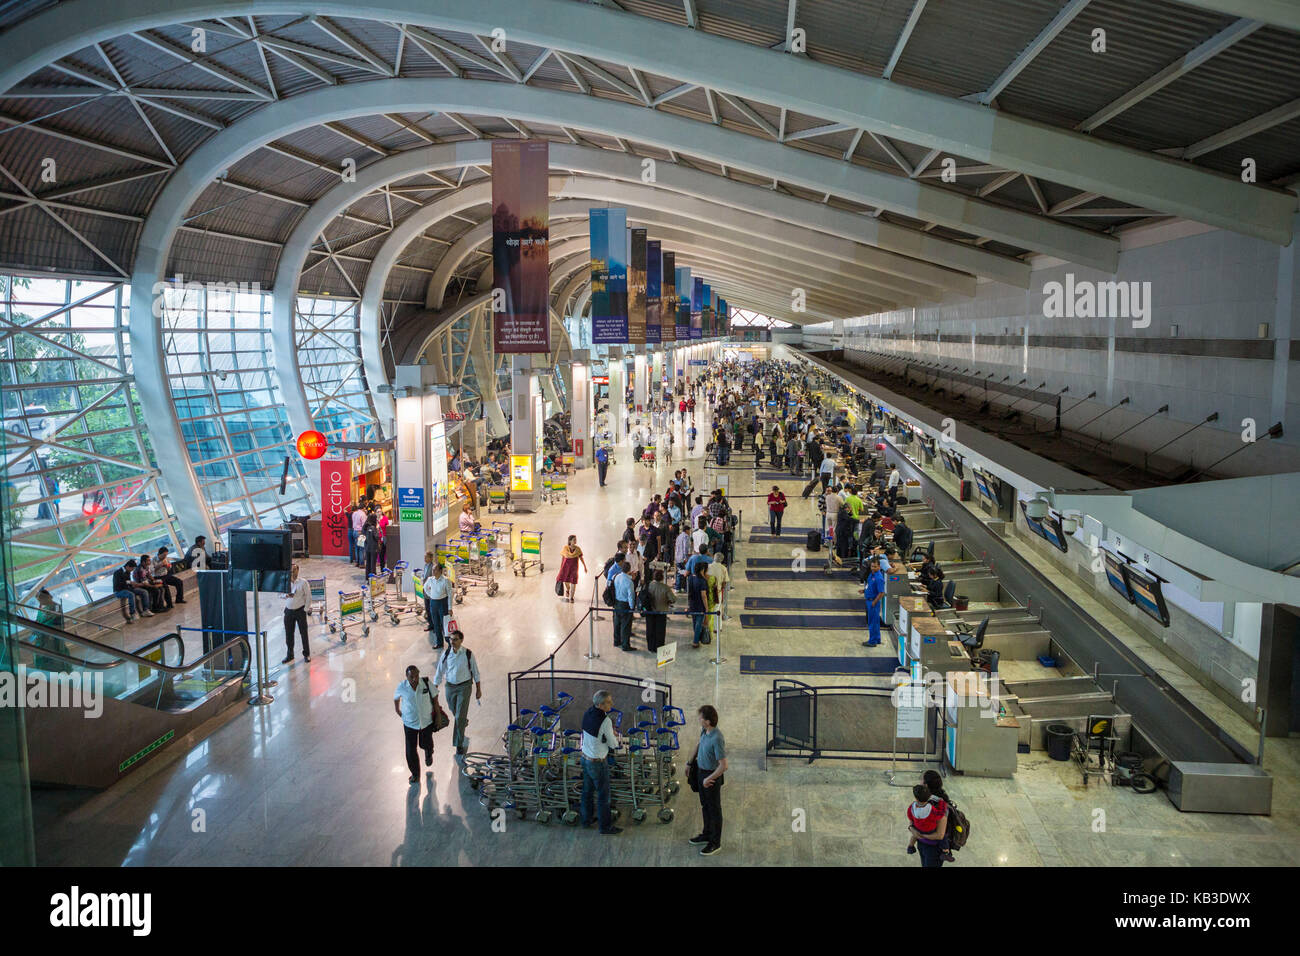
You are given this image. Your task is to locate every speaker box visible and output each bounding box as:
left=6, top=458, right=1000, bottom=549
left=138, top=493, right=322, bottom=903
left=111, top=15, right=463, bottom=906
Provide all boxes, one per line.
left=228, top=528, right=292, bottom=592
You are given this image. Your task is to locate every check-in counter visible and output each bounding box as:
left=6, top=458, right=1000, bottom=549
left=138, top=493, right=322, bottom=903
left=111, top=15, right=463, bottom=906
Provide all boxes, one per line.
left=896, top=596, right=933, bottom=664
left=944, top=672, right=1020, bottom=777
left=907, top=616, right=971, bottom=676
left=999, top=676, right=1132, bottom=750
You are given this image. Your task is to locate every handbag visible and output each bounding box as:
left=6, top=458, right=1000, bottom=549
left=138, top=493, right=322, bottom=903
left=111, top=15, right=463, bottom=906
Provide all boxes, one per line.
left=555, top=579, right=564, bottom=596
left=686, top=757, right=700, bottom=793
left=423, top=678, right=451, bottom=732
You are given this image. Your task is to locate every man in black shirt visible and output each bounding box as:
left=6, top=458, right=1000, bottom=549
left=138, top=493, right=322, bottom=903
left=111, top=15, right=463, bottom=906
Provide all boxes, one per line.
left=111, top=560, right=152, bottom=621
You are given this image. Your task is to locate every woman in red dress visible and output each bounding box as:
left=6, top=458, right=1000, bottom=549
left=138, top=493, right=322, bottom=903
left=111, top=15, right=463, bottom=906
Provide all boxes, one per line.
left=556, top=534, right=586, bottom=603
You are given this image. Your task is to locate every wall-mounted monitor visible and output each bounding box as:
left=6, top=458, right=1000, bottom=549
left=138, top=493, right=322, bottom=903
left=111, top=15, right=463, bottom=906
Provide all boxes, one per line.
left=974, top=470, right=995, bottom=501
left=1102, top=550, right=1134, bottom=603
left=1125, top=564, right=1171, bottom=627
left=952, top=454, right=965, bottom=480
left=1018, top=500, right=1070, bottom=553
left=938, top=449, right=956, bottom=474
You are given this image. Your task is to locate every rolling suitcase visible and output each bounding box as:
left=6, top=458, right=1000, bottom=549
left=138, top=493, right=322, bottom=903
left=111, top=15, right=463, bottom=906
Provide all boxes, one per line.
left=805, top=529, right=821, bottom=552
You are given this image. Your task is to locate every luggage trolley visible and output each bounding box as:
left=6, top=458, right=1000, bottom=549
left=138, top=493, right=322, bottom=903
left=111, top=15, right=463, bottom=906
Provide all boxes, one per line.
left=331, top=588, right=371, bottom=641
left=542, top=472, right=567, bottom=504
left=434, top=545, right=470, bottom=603
left=446, top=535, right=500, bottom=596
left=306, top=576, right=328, bottom=624
left=487, top=484, right=514, bottom=513
left=490, top=520, right=515, bottom=561
left=513, top=530, right=544, bottom=576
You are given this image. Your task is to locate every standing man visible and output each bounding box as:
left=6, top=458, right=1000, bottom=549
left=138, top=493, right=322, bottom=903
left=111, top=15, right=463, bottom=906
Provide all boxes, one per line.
left=580, top=690, right=624, bottom=835
left=706, top=545, right=730, bottom=627
left=766, top=486, right=787, bottom=535
left=689, top=704, right=727, bottom=856
left=281, top=563, right=310, bottom=664
left=393, top=664, right=436, bottom=785
left=863, top=555, right=884, bottom=648
left=886, top=464, right=901, bottom=498
left=432, top=629, right=481, bottom=756
left=595, top=445, right=610, bottom=487
left=422, top=555, right=450, bottom=649
left=687, top=563, right=710, bottom=648
left=612, top=560, right=636, bottom=652
left=893, top=515, right=914, bottom=562
left=644, top=568, right=675, bottom=653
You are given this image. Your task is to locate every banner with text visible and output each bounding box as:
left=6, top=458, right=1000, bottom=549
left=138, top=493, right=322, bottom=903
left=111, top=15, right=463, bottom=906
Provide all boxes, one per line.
left=691, top=276, right=704, bottom=340
left=645, top=239, right=662, bottom=344
left=590, top=208, right=628, bottom=344
left=320, top=459, right=350, bottom=556
left=675, top=266, right=691, bottom=341
left=661, top=250, right=676, bottom=343
left=629, top=227, right=647, bottom=345
left=490, top=140, right=550, bottom=353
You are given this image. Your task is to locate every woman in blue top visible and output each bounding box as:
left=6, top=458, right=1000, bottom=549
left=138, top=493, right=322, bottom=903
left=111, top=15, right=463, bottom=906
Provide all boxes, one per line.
left=863, top=555, right=884, bottom=648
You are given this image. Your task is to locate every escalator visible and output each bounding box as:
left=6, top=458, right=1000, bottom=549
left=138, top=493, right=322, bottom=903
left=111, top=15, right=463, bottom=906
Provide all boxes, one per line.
left=2, top=607, right=251, bottom=789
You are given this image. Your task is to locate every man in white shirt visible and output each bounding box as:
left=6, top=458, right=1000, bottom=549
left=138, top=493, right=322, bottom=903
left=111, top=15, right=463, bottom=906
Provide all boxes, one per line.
left=421, top=556, right=451, bottom=649
left=432, top=630, right=482, bottom=755
left=691, top=517, right=709, bottom=555
left=887, top=465, right=901, bottom=494
left=281, top=563, right=311, bottom=664
left=393, top=664, right=437, bottom=784
left=580, top=689, right=623, bottom=834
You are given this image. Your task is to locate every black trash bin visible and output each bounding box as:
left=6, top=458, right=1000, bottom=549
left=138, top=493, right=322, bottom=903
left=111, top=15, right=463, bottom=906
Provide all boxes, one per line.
left=1045, top=723, right=1074, bottom=761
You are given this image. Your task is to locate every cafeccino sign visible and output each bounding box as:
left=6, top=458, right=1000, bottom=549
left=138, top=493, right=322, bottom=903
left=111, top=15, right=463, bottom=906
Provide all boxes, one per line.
left=319, top=458, right=350, bottom=557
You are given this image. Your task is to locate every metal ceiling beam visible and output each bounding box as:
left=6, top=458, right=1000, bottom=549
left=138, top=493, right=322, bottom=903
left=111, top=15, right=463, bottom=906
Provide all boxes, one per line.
left=1169, top=0, right=1300, bottom=34
left=2, top=0, right=1293, bottom=242
left=882, top=0, right=927, bottom=80
left=1175, top=96, right=1300, bottom=160
left=1077, top=19, right=1264, bottom=132
left=978, top=0, right=1090, bottom=105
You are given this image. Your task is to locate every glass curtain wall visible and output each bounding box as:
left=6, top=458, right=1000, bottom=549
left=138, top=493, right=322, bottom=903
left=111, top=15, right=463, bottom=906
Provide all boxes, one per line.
left=1, top=275, right=182, bottom=610
left=158, top=281, right=313, bottom=530
left=295, top=295, right=380, bottom=444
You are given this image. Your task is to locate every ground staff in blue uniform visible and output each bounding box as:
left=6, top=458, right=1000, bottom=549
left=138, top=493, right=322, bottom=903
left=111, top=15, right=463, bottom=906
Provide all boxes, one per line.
left=863, top=555, right=884, bottom=648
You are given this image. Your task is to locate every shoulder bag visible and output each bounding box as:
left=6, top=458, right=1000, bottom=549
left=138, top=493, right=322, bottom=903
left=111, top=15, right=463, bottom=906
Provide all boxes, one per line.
left=423, top=677, right=451, bottom=732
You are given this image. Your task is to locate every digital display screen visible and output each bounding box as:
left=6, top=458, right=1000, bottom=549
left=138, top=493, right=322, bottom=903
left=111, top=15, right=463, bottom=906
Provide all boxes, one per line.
left=1103, top=551, right=1133, bottom=603
left=1126, top=564, right=1171, bottom=627
left=939, top=449, right=956, bottom=474
left=974, top=471, right=994, bottom=500
left=510, top=454, right=533, bottom=492
left=1019, top=500, right=1070, bottom=553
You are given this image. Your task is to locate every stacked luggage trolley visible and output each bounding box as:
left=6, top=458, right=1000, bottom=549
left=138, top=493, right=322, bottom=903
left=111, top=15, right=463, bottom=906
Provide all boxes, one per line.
left=461, top=689, right=685, bottom=825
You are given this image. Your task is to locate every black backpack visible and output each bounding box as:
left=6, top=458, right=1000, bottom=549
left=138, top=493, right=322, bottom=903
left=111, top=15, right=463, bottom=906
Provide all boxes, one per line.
left=946, top=799, right=971, bottom=851
left=602, top=580, right=617, bottom=608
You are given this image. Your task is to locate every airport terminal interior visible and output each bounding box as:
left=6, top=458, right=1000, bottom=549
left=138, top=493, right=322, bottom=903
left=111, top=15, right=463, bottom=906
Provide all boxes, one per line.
left=2, top=0, right=1300, bottom=874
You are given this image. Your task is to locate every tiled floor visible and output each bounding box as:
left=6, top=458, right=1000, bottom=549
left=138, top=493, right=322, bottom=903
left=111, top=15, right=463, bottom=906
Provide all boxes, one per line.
left=29, top=399, right=1300, bottom=866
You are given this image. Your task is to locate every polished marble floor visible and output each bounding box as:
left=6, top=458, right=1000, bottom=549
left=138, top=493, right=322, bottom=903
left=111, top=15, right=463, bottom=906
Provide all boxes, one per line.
left=30, top=398, right=1300, bottom=866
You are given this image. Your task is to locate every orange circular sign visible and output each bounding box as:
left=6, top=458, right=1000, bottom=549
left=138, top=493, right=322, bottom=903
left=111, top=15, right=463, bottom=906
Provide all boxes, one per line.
left=296, top=430, right=328, bottom=460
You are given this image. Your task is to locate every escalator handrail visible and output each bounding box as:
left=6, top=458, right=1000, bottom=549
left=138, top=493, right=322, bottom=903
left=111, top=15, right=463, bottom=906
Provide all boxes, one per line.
left=3, top=613, right=250, bottom=679
left=130, top=631, right=186, bottom=668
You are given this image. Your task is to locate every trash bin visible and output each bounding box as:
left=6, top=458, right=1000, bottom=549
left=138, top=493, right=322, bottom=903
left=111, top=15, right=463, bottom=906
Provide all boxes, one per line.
left=953, top=595, right=969, bottom=611
left=1045, top=723, right=1074, bottom=761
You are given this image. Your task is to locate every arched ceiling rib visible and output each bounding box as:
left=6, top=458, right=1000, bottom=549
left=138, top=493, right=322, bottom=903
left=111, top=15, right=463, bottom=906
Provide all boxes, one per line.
left=0, top=0, right=1294, bottom=246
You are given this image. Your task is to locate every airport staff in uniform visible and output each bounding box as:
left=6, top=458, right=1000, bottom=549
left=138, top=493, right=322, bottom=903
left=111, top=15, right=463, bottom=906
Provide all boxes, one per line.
left=432, top=630, right=481, bottom=756
left=596, top=445, right=610, bottom=487
left=863, top=555, right=884, bottom=648
left=580, top=690, right=623, bottom=835
left=282, top=564, right=310, bottom=664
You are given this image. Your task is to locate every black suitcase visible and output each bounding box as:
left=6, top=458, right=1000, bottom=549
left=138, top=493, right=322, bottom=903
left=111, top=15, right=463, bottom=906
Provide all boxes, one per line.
left=805, top=530, right=821, bottom=552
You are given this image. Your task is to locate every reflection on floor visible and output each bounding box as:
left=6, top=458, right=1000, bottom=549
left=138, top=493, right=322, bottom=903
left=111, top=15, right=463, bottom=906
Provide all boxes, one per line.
left=30, top=403, right=1300, bottom=867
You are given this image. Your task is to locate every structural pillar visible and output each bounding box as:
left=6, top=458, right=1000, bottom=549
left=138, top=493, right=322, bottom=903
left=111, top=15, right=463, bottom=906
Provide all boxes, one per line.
left=633, top=347, right=648, bottom=413
left=468, top=317, right=507, bottom=438
left=570, top=349, right=592, bottom=469
left=509, top=355, right=543, bottom=512
left=608, top=347, right=625, bottom=446
left=393, top=364, right=446, bottom=567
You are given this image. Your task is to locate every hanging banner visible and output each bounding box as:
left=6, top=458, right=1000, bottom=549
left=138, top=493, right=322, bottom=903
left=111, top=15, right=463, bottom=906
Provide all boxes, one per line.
left=319, top=459, right=350, bottom=556
left=590, top=208, right=628, bottom=344
left=629, top=227, right=647, bottom=345
left=675, top=266, right=691, bottom=341
left=719, top=298, right=728, bottom=336
left=646, top=240, right=662, bottom=344
left=661, top=251, right=676, bottom=343
left=701, top=282, right=712, bottom=337
left=490, top=140, right=550, bottom=353
left=691, top=276, right=704, bottom=340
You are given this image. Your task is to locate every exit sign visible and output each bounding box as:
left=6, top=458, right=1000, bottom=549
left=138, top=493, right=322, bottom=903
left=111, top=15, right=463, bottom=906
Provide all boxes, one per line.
left=400, top=507, right=424, bottom=522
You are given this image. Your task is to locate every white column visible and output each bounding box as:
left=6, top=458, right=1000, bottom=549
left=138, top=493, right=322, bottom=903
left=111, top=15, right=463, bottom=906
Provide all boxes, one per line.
left=393, top=364, right=444, bottom=566
left=571, top=349, right=592, bottom=469
left=633, top=348, right=648, bottom=412
left=468, top=320, right=508, bottom=438
left=509, top=355, right=542, bottom=512
left=608, top=347, right=625, bottom=446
